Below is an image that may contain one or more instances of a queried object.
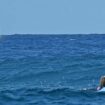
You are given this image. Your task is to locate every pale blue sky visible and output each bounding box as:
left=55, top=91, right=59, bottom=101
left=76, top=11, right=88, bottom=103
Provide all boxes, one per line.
left=0, top=0, right=105, bottom=35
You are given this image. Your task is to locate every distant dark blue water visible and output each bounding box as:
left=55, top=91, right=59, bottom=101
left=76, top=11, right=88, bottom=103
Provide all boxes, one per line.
left=0, top=34, right=105, bottom=105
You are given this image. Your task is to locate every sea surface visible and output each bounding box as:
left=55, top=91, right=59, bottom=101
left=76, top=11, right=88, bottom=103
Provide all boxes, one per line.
left=0, top=34, right=105, bottom=105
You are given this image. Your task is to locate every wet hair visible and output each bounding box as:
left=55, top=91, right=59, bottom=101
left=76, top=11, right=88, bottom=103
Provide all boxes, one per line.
left=100, top=76, right=105, bottom=89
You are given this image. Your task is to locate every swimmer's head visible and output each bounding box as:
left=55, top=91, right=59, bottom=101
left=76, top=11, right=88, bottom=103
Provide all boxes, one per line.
left=100, top=76, right=105, bottom=88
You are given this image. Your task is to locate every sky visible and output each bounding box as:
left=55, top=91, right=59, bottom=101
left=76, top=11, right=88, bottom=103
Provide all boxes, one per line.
left=0, top=0, right=105, bottom=35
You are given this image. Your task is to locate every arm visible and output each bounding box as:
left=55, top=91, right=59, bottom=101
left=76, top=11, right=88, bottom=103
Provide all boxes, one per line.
left=97, top=86, right=101, bottom=91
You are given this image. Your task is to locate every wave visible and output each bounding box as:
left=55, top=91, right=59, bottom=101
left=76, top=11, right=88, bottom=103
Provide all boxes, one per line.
left=0, top=86, right=101, bottom=99
left=1, top=86, right=105, bottom=105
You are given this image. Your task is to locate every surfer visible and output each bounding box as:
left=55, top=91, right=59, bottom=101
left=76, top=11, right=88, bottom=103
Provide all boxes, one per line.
left=97, top=76, right=105, bottom=91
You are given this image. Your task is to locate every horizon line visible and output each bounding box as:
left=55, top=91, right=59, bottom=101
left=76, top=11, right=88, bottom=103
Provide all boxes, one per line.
left=1, top=33, right=105, bottom=36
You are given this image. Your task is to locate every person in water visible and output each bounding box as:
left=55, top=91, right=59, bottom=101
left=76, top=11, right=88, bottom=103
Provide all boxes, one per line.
left=97, top=76, right=105, bottom=90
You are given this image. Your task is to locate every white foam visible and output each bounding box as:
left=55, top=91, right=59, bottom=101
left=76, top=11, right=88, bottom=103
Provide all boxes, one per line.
left=98, top=87, right=105, bottom=92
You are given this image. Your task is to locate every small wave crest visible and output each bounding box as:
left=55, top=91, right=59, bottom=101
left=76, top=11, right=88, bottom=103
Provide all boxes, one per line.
left=0, top=86, right=99, bottom=99
left=0, top=86, right=105, bottom=105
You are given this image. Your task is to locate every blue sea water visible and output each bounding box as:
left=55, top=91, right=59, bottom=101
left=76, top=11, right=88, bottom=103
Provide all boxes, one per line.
left=0, top=34, right=105, bottom=105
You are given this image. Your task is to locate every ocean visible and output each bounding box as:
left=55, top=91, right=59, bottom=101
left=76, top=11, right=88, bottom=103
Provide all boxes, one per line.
left=0, top=34, right=105, bottom=105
